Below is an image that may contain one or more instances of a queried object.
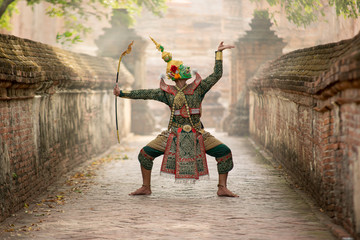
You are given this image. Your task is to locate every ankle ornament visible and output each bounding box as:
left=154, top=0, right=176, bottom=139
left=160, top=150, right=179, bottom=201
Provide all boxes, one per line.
left=217, top=184, right=226, bottom=188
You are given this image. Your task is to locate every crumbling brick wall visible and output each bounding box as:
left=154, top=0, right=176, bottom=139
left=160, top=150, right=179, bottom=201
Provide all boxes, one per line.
left=248, top=32, right=360, bottom=238
left=0, top=34, right=133, bottom=221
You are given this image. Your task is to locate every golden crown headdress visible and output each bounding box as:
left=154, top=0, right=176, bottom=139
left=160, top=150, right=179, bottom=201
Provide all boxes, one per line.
left=150, top=37, right=191, bottom=81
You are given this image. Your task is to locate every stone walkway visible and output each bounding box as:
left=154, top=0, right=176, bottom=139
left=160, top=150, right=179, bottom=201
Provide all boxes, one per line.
left=0, top=132, right=340, bottom=239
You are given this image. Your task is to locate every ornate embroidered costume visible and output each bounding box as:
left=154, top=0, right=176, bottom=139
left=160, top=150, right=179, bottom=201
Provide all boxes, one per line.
left=118, top=38, right=234, bottom=182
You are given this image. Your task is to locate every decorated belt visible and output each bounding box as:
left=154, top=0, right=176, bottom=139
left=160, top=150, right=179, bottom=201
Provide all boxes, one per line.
left=171, top=122, right=202, bottom=132
left=174, top=108, right=201, bottom=116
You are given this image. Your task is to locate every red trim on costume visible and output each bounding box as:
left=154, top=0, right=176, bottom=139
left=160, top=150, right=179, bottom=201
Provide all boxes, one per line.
left=140, top=148, right=155, bottom=160
left=173, top=132, right=208, bottom=180
left=216, top=152, right=232, bottom=163
left=160, top=132, right=176, bottom=174
left=160, top=126, right=209, bottom=180
left=172, top=106, right=201, bottom=118
left=183, top=73, right=202, bottom=95
left=159, top=74, right=202, bottom=96
left=180, top=105, right=188, bottom=118
left=174, top=130, right=199, bottom=180
left=160, top=78, right=177, bottom=95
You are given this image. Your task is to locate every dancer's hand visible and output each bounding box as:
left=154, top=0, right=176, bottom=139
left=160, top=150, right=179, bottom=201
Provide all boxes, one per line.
left=113, top=84, right=121, bottom=96
left=217, top=41, right=235, bottom=51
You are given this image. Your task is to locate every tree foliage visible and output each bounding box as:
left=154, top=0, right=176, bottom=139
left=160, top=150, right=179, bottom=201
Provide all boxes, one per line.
left=0, top=0, right=18, bottom=30
left=0, top=0, right=167, bottom=44
left=251, top=0, right=360, bottom=27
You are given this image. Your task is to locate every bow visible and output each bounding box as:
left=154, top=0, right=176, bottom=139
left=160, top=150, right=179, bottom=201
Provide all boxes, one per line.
left=115, top=41, right=134, bottom=143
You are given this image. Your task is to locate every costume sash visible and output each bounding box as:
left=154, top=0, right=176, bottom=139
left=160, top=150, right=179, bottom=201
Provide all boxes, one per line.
left=160, top=127, right=208, bottom=182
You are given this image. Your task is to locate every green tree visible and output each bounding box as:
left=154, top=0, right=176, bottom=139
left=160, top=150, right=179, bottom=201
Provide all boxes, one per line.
left=0, top=0, right=167, bottom=44
left=251, top=0, right=360, bottom=27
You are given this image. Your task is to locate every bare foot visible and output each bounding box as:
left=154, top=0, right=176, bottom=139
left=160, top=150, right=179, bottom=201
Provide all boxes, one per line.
left=129, top=185, right=152, bottom=196
left=217, top=185, right=239, bottom=197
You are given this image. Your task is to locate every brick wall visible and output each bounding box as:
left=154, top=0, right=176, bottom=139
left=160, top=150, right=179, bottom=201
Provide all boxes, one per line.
left=248, top=32, right=360, bottom=238
left=0, top=34, right=133, bottom=222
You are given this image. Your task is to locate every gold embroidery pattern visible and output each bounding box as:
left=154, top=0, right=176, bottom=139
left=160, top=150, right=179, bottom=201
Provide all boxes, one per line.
left=168, top=85, right=200, bottom=132
left=168, top=84, right=188, bottom=130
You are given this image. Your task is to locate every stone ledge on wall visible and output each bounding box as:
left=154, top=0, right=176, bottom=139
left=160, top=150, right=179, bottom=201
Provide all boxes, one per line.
left=249, top=32, right=360, bottom=95
left=0, top=33, right=134, bottom=99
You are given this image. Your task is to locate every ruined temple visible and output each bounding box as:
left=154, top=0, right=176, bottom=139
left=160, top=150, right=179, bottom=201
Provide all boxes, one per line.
left=96, top=9, right=155, bottom=135
left=224, top=11, right=285, bottom=135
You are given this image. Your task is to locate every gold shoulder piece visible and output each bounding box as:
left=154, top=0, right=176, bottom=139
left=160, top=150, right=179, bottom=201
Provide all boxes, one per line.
left=216, top=51, right=223, bottom=60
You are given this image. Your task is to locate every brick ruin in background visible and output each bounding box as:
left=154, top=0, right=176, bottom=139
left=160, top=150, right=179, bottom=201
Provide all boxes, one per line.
left=201, top=91, right=225, bottom=130
left=96, top=9, right=155, bottom=135
left=0, top=34, right=133, bottom=222
left=248, top=32, right=360, bottom=238
left=223, top=10, right=285, bottom=135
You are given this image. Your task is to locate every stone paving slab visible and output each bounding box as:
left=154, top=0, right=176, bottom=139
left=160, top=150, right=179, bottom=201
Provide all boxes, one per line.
left=0, top=132, right=339, bottom=239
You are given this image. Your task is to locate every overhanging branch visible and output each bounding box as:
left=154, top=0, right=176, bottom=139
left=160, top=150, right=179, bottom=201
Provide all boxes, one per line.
left=0, top=0, right=16, bottom=19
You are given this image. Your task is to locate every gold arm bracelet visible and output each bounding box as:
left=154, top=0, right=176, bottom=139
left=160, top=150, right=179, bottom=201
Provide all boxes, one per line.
left=216, top=51, right=223, bottom=60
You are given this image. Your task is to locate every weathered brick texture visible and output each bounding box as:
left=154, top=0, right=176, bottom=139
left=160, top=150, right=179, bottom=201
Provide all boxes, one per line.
left=0, top=34, right=133, bottom=222
left=248, top=32, right=360, bottom=238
